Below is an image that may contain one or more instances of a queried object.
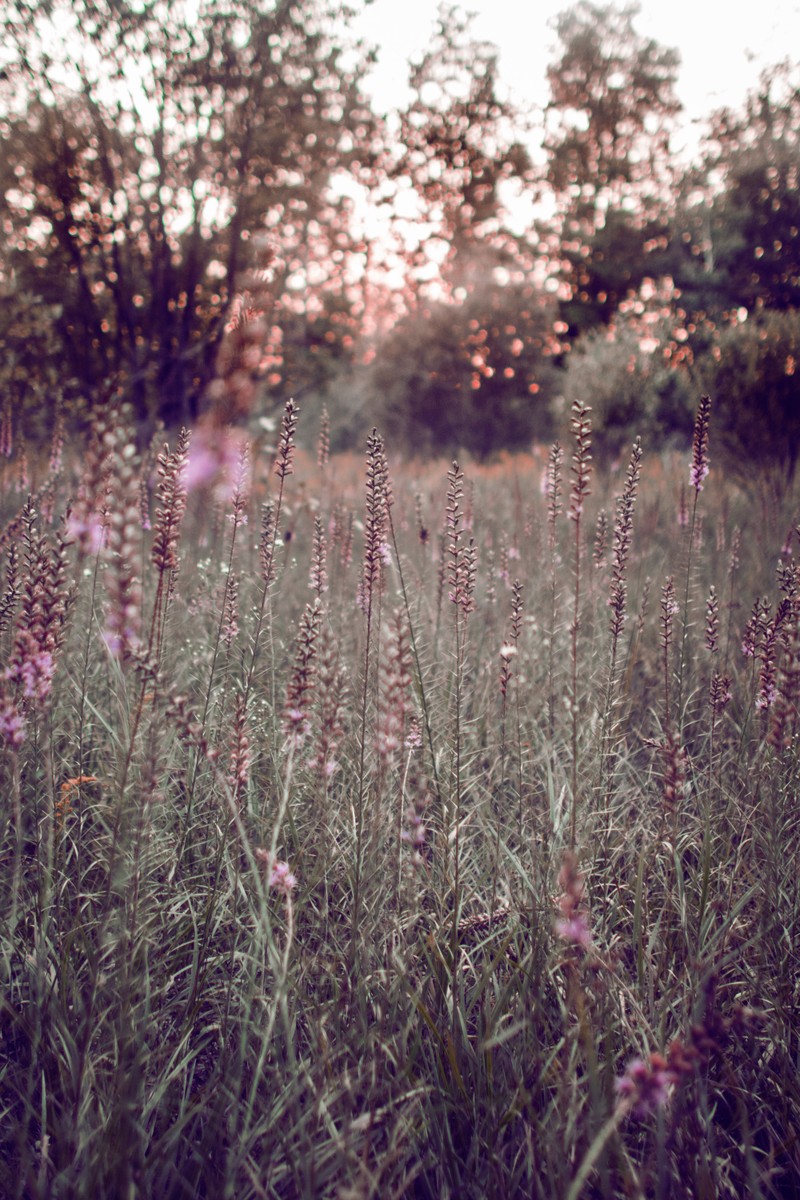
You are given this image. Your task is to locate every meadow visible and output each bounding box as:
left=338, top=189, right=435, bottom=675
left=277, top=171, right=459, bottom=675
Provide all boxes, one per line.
left=0, top=397, right=798, bottom=1199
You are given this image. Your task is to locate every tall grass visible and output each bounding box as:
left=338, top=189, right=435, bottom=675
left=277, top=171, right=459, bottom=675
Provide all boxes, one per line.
left=0, top=397, right=798, bottom=1199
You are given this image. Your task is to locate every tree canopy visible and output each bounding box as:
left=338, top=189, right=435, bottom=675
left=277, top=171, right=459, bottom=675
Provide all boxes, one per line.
left=540, top=1, right=681, bottom=335
left=0, top=0, right=376, bottom=425
left=0, top=0, right=798, bottom=475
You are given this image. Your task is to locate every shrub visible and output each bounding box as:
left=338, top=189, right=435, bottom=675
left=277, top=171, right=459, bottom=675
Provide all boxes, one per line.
left=559, top=323, right=694, bottom=465
left=371, top=282, right=557, bottom=460
left=696, top=308, right=800, bottom=489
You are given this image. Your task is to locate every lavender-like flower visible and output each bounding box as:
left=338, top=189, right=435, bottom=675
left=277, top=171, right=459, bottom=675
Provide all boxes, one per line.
left=151, top=428, right=190, bottom=574
left=275, top=398, right=299, bottom=481
left=0, top=689, right=25, bottom=748
left=689, top=394, right=712, bottom=492
left=554, top=850, right=592, bottom=951
left=256, top=849, right=298, bottom=896
left=568, top=402, right=592, bottom=523
left=446, top=462, right=477, bottom=617
left=284, top=599, right=321, bottom=743
left=615, top=1054, right=673, bottom=1117
left=358, top=430, right=390, bottom=614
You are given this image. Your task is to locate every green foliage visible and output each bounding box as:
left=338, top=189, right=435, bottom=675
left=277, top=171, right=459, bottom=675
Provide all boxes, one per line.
left=393, top=5, right=536, bottom=293
left=561, top=323, right=694, bottom=464
left=706, top=64, right=800, bottom=315
left=0, top=0, right=376, bottom=426
left=541, top=1, right=681, bottom=337
left=372, top=283, right=557, bottom=459
left=668, top=64, right=800, bottom=322
left=696, top=308, right=800, bottom=486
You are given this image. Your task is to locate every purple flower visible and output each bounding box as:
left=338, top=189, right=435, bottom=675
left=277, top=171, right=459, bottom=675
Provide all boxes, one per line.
left=256, top=849, right=297, bottom=897
left=554, top=850, right=593, bottom=952
left=689, top=395, right=712, bottom=493
left=66, top=512, right=106, bottom=555
left=0, top=695, right=25, bottom=748
left=555, top=914, right=592, bottom=949
left=6, top=646, right=55, bottom=702
left=269, top=860, right=297, bottom=895
left=615, top=1054, right=673, bottom=1117
left=689, top=461, right=709, bottom=491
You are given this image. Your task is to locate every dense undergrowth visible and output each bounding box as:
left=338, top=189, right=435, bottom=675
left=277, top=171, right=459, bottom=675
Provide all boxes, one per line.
left=0, top=398, right=798, bottom=1199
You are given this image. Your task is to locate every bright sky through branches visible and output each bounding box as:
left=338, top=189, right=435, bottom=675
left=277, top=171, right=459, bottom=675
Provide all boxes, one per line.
left=354, top=0, right=800, bottom=151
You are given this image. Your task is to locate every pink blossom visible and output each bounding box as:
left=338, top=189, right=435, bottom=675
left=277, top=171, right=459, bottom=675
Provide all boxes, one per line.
left=555, top=914, right=592, bottom=949
left=615, top=1054, right=673, bottom=1117
left=0, top=696, right=25, bottom=748
left=66, top=512, right=106, bottom=555
left=689, top=461, right=709, bottom=492
left=6, top=647, right=55, bottom=702
left=269, top=860, right=297, bottom=895
left=255, top=849, right=298, bottom=896
left=404, top=722, right=423, bottom=751
left=401, top=810, right=427, bottom=848
left=184, top=428, right=244, bottom=499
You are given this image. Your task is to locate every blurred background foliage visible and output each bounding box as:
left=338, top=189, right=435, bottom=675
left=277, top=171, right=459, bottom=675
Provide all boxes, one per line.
left=0, top=0, right=798, bottom=480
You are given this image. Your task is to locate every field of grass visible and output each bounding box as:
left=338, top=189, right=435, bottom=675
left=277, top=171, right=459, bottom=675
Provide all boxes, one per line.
left=1, top=398, right=798, bottom=1199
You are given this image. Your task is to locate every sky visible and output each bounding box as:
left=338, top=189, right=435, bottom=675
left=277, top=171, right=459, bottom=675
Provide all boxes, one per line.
left=351, top=0, right=800, bottom=153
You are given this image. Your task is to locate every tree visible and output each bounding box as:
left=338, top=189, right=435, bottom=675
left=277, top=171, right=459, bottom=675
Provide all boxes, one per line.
left=0, top=0, right=377, bottom=427
left=541, top=1, right=681, bottom=335
left=389, top=5, right=536, bottom=298
left=673, top=64, right=800, bottom=320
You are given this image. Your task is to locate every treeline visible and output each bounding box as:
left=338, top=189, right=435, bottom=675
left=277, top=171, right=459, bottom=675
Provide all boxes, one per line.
left=0, top=0, right=798, bottom=477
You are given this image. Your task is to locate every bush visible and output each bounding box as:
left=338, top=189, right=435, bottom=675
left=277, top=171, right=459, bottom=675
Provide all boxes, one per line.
left=370, top=283, right=557, bottom=460
left=695, top=308, right=800, bottom=488
left=559, top=324, right=695, bottom=466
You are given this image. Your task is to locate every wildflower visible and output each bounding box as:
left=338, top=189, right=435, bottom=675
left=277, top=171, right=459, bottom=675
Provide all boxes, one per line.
left=306, top=622, right=347, bottom=783
left=275, top=398, right=299, bottom=481
left=568, top=401, right=592, bottom=524
left=256, top=849, right=297, bottom=896
left=102, top=431, right=143, bottom=659
left=404, top=718, right=423, bottom=751
left=269, top=860, right=297, bottom=895
left=309, top=516, right=328, bottom=597
left=546, top=442, right=564, bottom=551
left=615, top=1053, right=673, bottom=1117
left=401, top=799, right=429, bottom=867
left=705, top=585, right=719, bottom=653
left=401, top=808, right=426, bottom=848
left=377, top=610, right=413, bottom=766
left=184, top=426, right=243, bottom=498
left=227, top=692, right=250, bottom=808
left=317, top=405, right=330, bottom=470
left=358, top=430, right=390, bottom=613
left=0, top=692, right=25, bottom=748
left=66, top=512, right=105, bottom=555
left=709, top=672, right=733, bottom=717
left=284, top=599, right=321, bottom=744
left=689, top=394, right=712, bottom=492
left=151, top=429, right=190, bottom=574
left=554, top=850, right=592, bottom=951
left=555, top=913, right=592, bottom=949
left=6, top=634, right=55, bottom=702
